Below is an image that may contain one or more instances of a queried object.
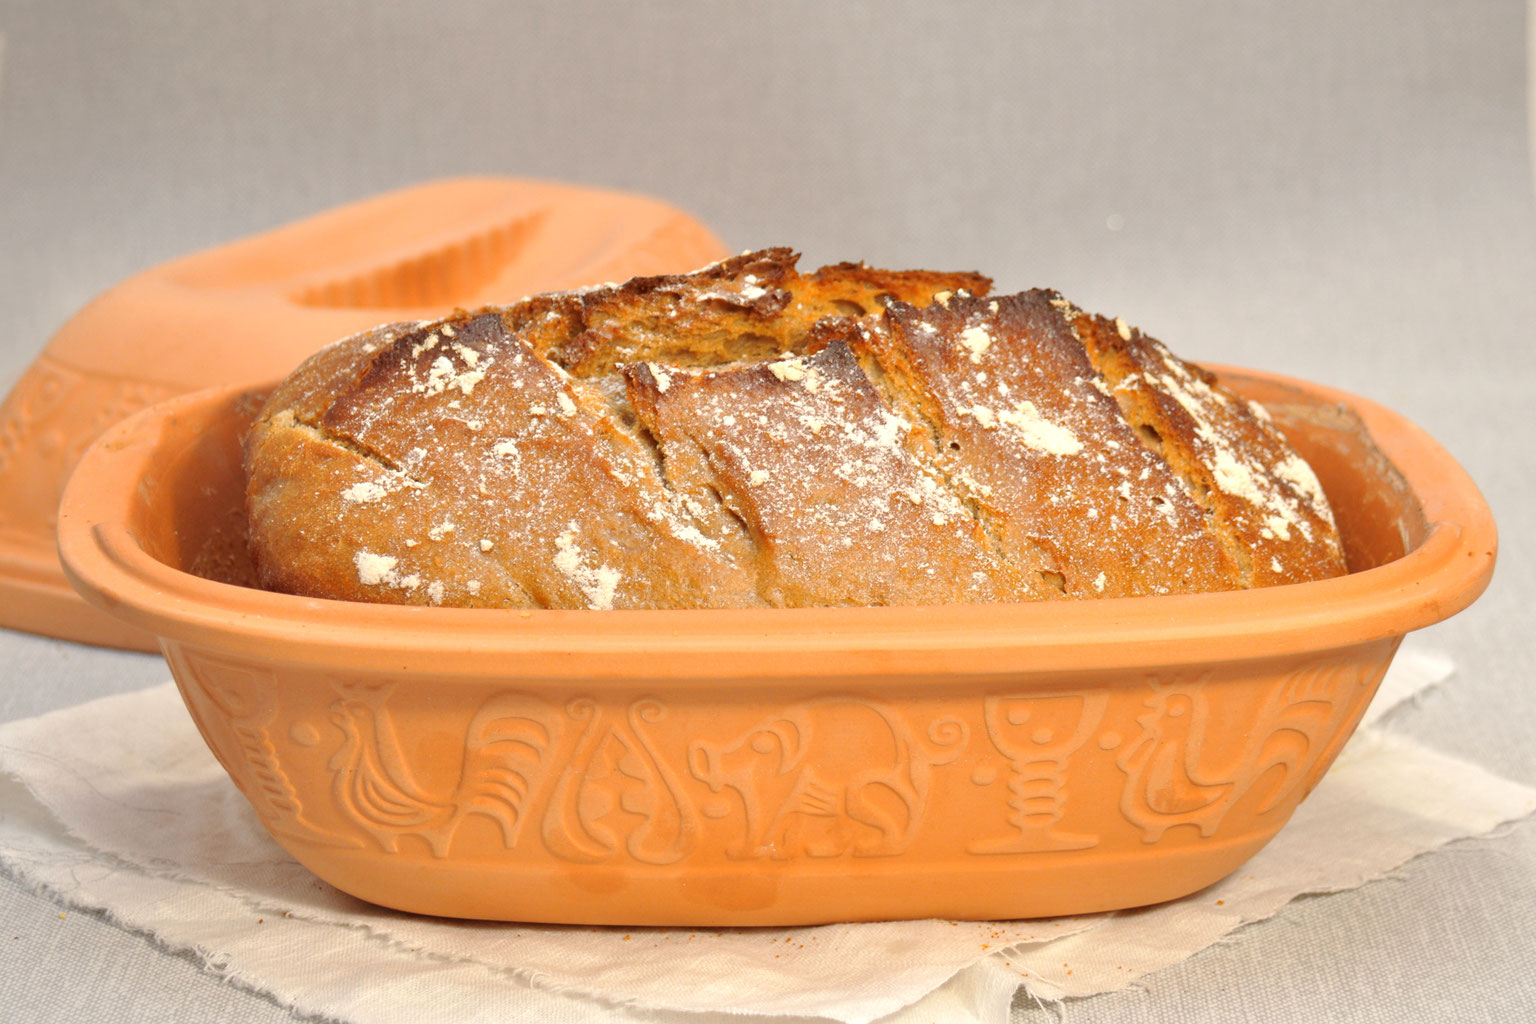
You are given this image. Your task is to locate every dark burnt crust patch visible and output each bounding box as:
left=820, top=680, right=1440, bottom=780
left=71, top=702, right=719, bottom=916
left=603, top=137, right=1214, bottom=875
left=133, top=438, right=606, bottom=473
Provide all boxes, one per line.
left=536, top=249, right=994, bottom=378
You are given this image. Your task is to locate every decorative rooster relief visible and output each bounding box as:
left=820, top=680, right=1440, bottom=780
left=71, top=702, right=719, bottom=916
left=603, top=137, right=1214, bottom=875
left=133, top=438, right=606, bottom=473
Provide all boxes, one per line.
left=1109, top=660, right=1379, bottom=843
left=327, top=683, right=560, bottom=857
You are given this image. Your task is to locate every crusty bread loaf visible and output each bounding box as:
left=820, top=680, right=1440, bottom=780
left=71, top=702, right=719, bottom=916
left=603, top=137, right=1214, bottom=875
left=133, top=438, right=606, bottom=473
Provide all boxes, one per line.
left=243, top=249, right=1346, bottom=609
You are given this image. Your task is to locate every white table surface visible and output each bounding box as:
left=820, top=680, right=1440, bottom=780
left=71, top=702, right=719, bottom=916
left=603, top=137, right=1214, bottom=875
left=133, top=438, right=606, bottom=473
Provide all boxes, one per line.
left=2, top=1, right=1533, bottom=1021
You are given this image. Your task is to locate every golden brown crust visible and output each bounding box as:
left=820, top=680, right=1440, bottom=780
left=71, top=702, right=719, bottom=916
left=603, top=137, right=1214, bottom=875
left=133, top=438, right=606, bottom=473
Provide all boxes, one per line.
left=247, top=311, right=760, bottom=609
left=851, top=292, right=1240, bottom=599
left=1068, top=306, right=1345, bottom=586
left=624, top=338, right=1030, bottom=606
left=244, top=250, right=1346, bottom=609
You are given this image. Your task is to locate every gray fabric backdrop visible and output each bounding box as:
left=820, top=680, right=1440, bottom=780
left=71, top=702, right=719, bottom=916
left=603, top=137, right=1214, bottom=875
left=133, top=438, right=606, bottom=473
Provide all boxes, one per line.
left=2, top=1, right=1533, bottom=1021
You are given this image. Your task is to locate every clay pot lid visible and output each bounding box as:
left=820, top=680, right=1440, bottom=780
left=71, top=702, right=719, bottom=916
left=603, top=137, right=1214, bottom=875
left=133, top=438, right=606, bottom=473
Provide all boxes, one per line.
left=0, top=177, right=728, bottom=651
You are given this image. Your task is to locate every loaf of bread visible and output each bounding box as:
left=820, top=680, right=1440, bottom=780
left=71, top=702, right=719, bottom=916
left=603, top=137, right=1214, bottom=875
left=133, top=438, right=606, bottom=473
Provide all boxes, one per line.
left=243, top=249, right=1346, bottom=609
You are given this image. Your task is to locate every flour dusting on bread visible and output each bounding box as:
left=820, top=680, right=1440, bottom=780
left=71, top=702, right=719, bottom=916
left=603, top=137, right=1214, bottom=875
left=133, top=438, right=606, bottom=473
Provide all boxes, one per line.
left=243, top=249, right=1346, bottom=608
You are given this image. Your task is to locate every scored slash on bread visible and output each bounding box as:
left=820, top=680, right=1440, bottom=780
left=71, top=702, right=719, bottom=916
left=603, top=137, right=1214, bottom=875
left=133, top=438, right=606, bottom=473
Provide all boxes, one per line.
left=851, top=292, right=1239, bottom=600
left=244, top=249, right=1347, bottom=609
left=623, top=338, right=1033, bottom=607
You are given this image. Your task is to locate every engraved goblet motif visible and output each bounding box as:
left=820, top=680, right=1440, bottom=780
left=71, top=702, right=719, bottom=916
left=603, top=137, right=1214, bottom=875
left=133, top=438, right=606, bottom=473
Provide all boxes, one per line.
left=969, top=691, right=1108, bottom=853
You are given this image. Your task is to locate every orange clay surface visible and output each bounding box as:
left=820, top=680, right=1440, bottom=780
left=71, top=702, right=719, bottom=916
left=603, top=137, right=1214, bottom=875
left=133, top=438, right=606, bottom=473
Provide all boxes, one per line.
left=0, top=178, right=727, bottom=649
left=55, top=368, right=1495, bottom=925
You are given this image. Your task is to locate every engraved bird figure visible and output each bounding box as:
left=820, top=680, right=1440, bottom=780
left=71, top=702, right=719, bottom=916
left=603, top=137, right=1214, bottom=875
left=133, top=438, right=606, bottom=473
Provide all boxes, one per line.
left=1115, top=664, right=1360, bottom=843
left=328, top=687, right=558, bottom=857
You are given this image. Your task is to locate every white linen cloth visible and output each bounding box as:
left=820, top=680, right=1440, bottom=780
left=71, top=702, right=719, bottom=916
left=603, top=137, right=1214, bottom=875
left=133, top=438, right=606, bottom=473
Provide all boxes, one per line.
left=0, top=642, right=1531, bottom=1024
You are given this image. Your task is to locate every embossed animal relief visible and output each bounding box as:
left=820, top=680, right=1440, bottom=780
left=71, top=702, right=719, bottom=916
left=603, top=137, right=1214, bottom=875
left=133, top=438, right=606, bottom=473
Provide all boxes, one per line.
left=328, top=685, right=561, bottom=857
left=688, top=699, right=968, bottom=859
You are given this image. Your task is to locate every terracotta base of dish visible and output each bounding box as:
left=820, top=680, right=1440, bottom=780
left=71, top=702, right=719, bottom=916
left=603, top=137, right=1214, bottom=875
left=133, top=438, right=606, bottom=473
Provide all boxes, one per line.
left=0, top=177, right=727, bottom=650
left=282, top=828, right=1278, bottom=925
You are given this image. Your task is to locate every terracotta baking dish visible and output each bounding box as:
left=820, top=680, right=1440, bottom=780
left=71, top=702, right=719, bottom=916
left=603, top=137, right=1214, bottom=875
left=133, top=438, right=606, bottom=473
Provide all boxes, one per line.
left=0, top=177, right=725, bottom=650
left=55, top=369, right=1495, bottom=925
